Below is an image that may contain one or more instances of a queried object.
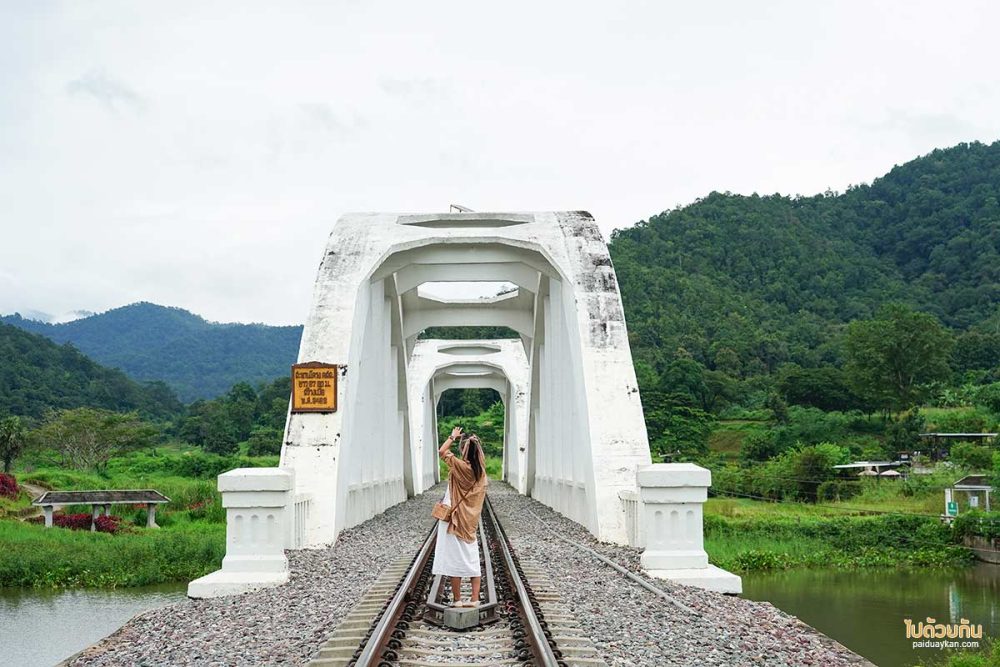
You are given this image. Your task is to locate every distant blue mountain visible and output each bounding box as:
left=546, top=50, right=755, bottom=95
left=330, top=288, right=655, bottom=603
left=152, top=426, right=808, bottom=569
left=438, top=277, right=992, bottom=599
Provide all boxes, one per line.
left=2, top=303, right=302, bottom=402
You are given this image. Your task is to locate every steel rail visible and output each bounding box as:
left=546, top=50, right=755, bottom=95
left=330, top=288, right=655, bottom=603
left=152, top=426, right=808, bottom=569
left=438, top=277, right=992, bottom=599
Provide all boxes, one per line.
left=484, top=496, right=561, bottom=666
left=353, top=523, right=437, bottom=667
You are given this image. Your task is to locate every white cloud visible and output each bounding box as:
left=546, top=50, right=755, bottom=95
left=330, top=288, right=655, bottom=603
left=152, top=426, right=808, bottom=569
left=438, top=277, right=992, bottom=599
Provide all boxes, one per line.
left=1, top=0, right=999, bottom=324
left=66, top=70, right=146, bottom=113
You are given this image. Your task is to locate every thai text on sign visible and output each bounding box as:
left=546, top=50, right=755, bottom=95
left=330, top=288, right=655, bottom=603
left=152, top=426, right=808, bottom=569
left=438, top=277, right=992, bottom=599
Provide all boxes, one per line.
left=291, top=362, right=338, bottom=412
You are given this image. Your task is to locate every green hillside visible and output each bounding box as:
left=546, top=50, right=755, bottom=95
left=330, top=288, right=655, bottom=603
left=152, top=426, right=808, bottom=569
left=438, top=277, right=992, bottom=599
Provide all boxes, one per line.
left=5, top=141, right=1000, bottom=410
left=2, top=303, right=302, bottom=402
left=610, top=140, right=1000, bottom=383
left=0, top=322, right=182, bottom=420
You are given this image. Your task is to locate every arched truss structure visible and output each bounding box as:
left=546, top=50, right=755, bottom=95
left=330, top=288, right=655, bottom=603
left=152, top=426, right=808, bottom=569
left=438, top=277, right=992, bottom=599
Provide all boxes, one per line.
left=406, top=339, right=531, bottom=495
left=280, top=211, right=651, bottom=546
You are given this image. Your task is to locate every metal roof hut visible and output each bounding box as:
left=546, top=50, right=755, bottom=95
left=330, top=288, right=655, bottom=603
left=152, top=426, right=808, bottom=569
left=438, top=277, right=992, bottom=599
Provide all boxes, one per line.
left=944, top=475, right=994, bottom=517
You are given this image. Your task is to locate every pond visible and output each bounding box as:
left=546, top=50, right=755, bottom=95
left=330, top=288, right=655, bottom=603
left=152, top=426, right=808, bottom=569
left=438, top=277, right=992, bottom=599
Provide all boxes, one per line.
left=0, top=584, right=186, bottom=667
left=743, top=563, right=1000, bottom=667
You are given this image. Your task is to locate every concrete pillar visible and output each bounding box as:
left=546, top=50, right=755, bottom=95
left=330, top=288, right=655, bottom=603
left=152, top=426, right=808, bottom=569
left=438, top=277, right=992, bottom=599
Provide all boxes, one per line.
left=43, top=505, right=53, bottom=528
left=187, top=468, right=294, bottom=598
left=638, top=463, right=742, bottom=594
left=91, top=504, right=101, bottom=532
left=146, top=503, right=159, bottom=528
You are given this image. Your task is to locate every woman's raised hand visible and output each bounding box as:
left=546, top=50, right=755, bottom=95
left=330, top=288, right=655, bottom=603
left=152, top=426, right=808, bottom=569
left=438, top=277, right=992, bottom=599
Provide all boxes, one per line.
left=451, top=426, right=464, bottom=439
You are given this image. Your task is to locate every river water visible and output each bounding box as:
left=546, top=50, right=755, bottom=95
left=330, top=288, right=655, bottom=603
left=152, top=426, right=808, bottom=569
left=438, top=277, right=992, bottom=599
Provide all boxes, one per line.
left=743, top=563, right=1000, bottom=667
left=0, top=584, right=186, bottom=667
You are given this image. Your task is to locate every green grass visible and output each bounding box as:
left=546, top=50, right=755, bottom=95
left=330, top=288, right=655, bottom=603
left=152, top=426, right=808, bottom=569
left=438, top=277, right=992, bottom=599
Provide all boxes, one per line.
left=0, top=519, right=224, bottom=588
left=915, top=641, right=1000, bottom=667
left=19, top=467, right=226, bottom=524
left=0, top=449, right=257, bottom=587
left=0, top=488, right=34, bottom=519
left=707, top=419, right=770, bottom=461
left=703, top=511, right=973, bottom=572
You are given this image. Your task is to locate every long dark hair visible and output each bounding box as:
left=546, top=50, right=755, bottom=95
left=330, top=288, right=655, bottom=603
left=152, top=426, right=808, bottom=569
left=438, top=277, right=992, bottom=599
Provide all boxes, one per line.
left=462, top=434, right=485, bottom=481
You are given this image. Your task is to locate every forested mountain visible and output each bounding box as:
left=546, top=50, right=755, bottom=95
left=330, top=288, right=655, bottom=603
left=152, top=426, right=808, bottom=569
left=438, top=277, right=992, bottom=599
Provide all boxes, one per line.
left=2, top=303, right=302, bottom=402
left=0, top=322, right=182, bottom=419
left=6, top=141, right=1000, bottom=410
left=610, top=141, right=1000, bottom=383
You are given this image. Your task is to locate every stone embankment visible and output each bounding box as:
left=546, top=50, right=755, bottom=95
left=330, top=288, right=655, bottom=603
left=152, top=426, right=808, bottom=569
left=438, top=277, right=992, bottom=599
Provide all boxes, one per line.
left=67, top=483, right=871, bottom=667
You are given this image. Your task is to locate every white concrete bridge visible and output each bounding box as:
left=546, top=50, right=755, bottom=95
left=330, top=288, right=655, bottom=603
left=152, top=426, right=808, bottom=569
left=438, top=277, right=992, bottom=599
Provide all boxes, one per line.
left=189, top=210, right=739, bottom=598
left=282, top=210, right=651, bottom=546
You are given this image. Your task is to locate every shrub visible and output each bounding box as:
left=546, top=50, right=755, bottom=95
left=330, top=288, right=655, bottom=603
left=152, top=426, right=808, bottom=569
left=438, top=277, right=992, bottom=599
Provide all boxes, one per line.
left=0, top=472, right=18, bottom=499
left=816, top=480, right=859, bottom=502
left=739, top=431, right=783, bottom=464
left=950, top=442, right=994, bottom=471
left=93, top=514, right=123, bottom=534
left=246, top=426, right=283, bottom=457
left=732, top=549, right=787, bottom=571
left=28, top=512, right=123, bottom=534
left=925, top=407, right=993, bottom=434
left=0, top=520, right=225, bottom=588
left=953, top=511, right=1000, bottom=541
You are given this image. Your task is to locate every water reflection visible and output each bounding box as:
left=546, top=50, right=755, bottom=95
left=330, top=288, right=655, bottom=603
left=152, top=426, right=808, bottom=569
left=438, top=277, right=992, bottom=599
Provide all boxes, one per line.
left=743, top=564, right=1000, bottom=667
left=0, top=584, right=186, bottom=667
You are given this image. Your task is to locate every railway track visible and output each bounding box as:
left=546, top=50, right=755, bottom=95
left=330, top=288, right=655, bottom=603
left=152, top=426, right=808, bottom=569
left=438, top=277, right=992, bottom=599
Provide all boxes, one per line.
left=308, top=495, right=607, bottom=667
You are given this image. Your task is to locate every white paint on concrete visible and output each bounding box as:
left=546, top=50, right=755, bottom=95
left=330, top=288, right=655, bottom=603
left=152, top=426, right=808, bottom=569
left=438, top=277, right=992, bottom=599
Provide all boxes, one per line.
left=187, top=468, right=294, bottom=598
left=637, top=463, right=742, bottom=595
left=279, top=211, right=652, bottom=547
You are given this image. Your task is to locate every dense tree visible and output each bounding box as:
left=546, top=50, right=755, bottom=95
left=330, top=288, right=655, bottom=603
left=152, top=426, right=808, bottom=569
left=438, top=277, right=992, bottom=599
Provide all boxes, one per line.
left=610, top=141, right=1000, bottom=399
left=178, top=377, right=290, bottom=455
left=437, top=400, right=506, bottom=458
left=0, top=416, right=28, bottom=473
left=2, top=303, right=302, bottom=401
left=34, top=408, right=157, bottom=471
left=844, top=305, right=953, bottom=412
left=777, top=365, right=862, bottom=412
left=0, top=323, right=183, bottom=420
left=641, top=391, right=714, bottom=459
left=884, top=411, right=927, bottom=458
left=246, top=426, right=284, bottom=456
left=950, top=442, right=994, bottom=471
left=952, top=331, right=1000, bottom=373
left=438, top=389, right=500, bottom=418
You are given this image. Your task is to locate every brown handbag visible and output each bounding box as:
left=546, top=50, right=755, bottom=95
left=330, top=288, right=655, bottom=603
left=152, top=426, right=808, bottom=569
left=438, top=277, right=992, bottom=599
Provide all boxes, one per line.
left=432, top=482, right=468, bottom=523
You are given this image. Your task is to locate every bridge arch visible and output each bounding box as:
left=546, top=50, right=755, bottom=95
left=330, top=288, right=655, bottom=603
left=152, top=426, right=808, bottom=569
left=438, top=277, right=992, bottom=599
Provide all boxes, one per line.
left=280, top=211, right=651, bottom=546
left=407, top=341, right=531, bottom=498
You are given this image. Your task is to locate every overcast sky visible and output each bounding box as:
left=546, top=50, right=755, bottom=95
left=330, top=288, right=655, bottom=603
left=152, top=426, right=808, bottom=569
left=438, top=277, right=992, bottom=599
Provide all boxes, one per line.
left=2, top=1, right=999, bottom=325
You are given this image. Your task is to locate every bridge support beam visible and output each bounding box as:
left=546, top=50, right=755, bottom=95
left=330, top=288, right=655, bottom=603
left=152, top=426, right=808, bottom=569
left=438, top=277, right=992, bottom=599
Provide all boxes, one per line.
left=638, top=463, right=742, bottom=594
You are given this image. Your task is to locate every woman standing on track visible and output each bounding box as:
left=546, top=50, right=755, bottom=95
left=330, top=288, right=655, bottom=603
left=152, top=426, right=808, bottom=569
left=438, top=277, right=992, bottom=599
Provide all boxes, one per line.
left=431, top=426, right=489, bottom=607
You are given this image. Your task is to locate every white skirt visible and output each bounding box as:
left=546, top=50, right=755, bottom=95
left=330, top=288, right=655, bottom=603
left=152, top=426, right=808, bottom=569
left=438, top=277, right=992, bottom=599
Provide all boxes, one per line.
left=431, top=484, right=481, bottom=577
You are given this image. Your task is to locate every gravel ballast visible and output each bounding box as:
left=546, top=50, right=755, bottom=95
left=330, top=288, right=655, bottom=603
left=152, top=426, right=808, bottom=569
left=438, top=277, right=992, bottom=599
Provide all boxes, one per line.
left=67, top=490, right=439, bottom=666
left=488, top=484, right=873, bottom=667
left=68, top=482, right=872, bottom=666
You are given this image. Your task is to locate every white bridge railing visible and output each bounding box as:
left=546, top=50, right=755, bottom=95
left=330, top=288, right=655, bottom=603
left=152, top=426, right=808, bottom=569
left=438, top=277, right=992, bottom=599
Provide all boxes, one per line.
left=618, top=489, right=644, bottom=548
left=293, top=492, right=313, bottom=549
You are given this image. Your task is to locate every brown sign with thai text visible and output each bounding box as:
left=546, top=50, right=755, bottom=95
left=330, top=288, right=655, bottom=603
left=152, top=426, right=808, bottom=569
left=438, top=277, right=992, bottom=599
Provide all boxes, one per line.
left=291, top=362, right=338, bottom=413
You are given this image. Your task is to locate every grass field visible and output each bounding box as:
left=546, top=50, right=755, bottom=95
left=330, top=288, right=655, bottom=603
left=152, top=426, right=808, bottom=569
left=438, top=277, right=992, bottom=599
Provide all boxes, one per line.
left=0, top=448, right=278, bottom=588
left=0, top=519, right=224, bottom=588
left=707, top=419, right=769, bottom=461
left=704, top=509, right=972, bottom=572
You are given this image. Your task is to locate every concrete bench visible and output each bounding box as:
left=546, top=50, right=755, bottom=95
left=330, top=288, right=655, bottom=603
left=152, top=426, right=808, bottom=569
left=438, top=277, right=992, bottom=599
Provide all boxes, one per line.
left=31, top=490, right=171, bottom=530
